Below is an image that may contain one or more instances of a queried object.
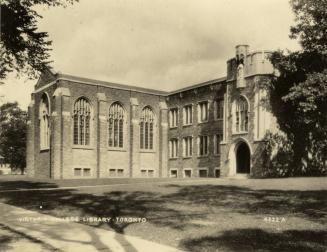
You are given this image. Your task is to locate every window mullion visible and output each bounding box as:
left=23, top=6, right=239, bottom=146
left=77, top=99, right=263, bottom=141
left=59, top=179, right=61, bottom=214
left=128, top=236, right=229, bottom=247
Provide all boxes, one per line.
left=116, top=119, right=119, bottom=147
left=83, top=115, right=85, bottom=145
left=78, top=115, right=80, bottom=145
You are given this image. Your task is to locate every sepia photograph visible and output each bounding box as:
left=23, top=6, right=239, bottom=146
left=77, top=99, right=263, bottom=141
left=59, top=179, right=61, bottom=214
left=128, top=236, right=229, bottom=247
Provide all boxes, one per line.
left=0, top=0, right=326, bottom=251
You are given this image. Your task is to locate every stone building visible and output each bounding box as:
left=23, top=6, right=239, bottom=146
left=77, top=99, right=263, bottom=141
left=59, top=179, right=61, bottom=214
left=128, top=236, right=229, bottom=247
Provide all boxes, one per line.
left=26, top=45, right=277, bottom=179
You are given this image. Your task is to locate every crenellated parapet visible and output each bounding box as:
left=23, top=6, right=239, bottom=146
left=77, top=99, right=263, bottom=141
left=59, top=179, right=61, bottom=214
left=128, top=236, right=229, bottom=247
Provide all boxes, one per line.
left=227, top=45, right=274, bottom=83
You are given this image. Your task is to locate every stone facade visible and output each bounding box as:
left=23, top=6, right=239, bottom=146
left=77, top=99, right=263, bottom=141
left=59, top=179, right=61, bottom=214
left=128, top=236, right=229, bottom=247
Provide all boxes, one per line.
left=26, top=45, right=276, bottom=179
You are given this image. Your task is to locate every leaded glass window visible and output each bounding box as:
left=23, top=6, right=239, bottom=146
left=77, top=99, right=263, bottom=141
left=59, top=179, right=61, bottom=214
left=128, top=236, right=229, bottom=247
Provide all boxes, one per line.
left=235, top=96, right=249, bottom=132
left=73, top=97, right=91, bottom=145
left=140, top=106, right=155, bottom=150
left=40, top=94, right=50, bottom=149
left=108, top=102, right=125, bottom=148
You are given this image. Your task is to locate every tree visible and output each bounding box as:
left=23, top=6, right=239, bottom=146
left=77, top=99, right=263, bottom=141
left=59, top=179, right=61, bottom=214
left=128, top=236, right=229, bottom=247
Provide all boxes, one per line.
left=290, top=0, right=327, bottom=54
left=0, top=0, right=78, bottom=79
left=265, top=0, right=327, bottom=176
left=0, top=102, right=27, bottom=174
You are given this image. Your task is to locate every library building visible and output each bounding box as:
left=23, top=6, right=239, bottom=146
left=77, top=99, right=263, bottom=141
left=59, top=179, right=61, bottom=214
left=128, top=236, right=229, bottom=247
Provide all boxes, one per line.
left=26, top=45, right=277, bottom=179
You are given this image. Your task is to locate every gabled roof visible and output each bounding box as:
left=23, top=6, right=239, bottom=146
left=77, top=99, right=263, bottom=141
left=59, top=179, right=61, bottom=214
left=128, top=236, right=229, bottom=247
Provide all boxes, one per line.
left=36, top=67, right=226, bottom=96
left=56, top=73, right=169, bottom=96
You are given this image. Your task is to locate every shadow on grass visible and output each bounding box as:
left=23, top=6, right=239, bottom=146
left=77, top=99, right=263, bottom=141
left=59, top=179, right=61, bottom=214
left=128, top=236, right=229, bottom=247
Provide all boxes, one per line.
left=0, top=180, right=58, bottom=190
left=0, top=181, right=326, bottom=250
left=161, top=184, right=327, bottom=223
left=181, top=228, right=327, bottom=252
left=0, top=187, right=182, bottom=252
left=0, top=223, right=58, bottom=252
left=0, top=234, right=13, bottom=252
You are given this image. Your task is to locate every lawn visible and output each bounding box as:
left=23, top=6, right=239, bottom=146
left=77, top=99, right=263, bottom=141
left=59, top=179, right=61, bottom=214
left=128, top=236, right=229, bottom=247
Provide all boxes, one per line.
left=0, top=176, right=326, bottom=252
left=0, top=223, right=59, bottom=252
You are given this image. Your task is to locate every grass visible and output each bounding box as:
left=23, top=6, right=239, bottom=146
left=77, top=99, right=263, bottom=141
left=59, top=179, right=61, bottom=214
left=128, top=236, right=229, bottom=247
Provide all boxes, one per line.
left=0, top=176, right=326, bottom=251
left=0, top=175, right=201, bottom=190
left=0, top=223, right=59, bottom=252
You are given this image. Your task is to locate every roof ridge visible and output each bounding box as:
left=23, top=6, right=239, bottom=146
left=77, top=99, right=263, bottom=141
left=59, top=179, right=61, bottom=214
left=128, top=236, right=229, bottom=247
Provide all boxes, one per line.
left=52, top=73, right=227, bottom=96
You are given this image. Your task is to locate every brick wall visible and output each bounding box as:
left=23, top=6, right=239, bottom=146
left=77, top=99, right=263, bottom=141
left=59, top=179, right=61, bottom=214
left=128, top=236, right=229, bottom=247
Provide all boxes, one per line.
left=27, top=45, right=276, bottom=180
left=29, top=77, right=168, bottom=179
left=220, top=75, right=274, bottom=177
left=167, top=82, right=226, bottom=178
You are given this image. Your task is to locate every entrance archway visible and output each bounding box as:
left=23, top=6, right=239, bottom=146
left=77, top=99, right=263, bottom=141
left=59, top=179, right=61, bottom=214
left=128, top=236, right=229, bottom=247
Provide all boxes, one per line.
left=236, top=142, right=250, bottom=173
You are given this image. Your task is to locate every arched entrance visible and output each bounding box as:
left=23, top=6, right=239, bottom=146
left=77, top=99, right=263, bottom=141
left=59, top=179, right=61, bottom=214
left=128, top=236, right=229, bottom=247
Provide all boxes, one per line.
left=227, top=138, right=252, bottom=176
left=236, top=142, right=250, bottom=174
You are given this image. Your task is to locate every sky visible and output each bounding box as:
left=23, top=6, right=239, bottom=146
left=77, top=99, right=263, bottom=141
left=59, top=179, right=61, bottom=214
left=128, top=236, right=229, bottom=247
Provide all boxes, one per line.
left=1, top=0, right=301, bottom=109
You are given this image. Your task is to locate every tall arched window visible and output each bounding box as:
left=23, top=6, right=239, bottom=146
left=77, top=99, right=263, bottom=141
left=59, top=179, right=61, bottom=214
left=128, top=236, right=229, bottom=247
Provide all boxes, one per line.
left=40, top=94, right=50, bottom=149
left=108, top=102, right=125, bottom=148
left=235, top=96, right=249, bottom=132
left=140, top=106, right=155, bottom=150
left=73, top=97, right=91, bottom=145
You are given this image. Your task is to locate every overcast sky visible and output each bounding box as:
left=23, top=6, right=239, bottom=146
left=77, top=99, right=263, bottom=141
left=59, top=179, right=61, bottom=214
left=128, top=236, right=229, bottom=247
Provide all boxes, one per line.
left=1, top=0, right=300, bottom=109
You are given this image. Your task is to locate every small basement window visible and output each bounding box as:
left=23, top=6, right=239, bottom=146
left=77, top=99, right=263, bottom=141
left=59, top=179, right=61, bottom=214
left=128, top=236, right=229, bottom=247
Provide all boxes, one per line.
left=141, top=170, right=147, bottom=177
left=109, top=169, right=116, bottom=177
left=140, top=169, right=155, bottom=178
left=148, top=170, right=154, bottom=177
left=184, top=169, right=192, bottom=178
left=199, top=169, right=208, bottom=178
left=83, top=168, right=91, bottom=177
left=74, top=168, right=91, bottom=177
left=74, top=168, right=82, bottom=176
left=170, top=170, right=178, bottom=178
left=117, top=169, right=124, bottom=177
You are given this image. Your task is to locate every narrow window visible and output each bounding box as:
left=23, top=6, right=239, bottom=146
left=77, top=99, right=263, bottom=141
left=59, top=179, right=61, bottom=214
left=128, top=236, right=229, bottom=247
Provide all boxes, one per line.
left=140, top=121, right=144, bottom=149
left=145, top=122, right=149, bottom=149
left=140, top=107, right=155, bottom=150
left=114, top=119, right=118, bottom=146
left=108, top=102, right=125, bottom=148
left=235, top=96, right=249, bottom=132
left=198, top=135, right=209, bottom=156
left=214, top=99, right=224, bottom=120
left=198, top=101, right=209, bottom=123
left=214, top=134, right=222, bottom=155
left=119, top=119, right=124, bottom=147
left=183, top=105, right=193, bottom=125
left=39, top=94, right=50, bottom=149
left=108, top=118, right=113, bottom=146
left=80, top=115, right=85, bottom=144
left=149, top=122, right=153, bottom=149
left=183, top=136, right=193, bottom=157
left=73, top=98, right=91, bottom=145
left=169, top=139, right=178, bottom=158
left=169, top=108, right=178, bottom=128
